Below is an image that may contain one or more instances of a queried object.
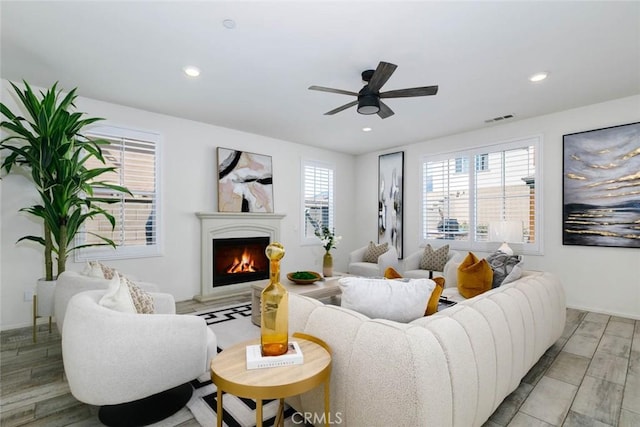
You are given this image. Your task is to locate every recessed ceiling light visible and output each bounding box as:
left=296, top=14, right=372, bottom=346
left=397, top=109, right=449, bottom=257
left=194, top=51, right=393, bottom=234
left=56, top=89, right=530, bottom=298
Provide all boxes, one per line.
left=183, top=66, right=201, bottom=77
left=362, top=127, right=372, bottom=132
left=529, top=72, right=548, bottom=82
left=222, top=19, right=236, bottom=29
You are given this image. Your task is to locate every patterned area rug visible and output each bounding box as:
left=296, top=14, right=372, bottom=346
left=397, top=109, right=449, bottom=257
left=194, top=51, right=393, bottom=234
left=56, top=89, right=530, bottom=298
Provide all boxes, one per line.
left=186, top=303, right=299, bottom=427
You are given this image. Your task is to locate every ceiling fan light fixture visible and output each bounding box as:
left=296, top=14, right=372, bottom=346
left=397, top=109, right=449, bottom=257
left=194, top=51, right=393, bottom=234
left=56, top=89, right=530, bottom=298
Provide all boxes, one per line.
left=357, top=95, right=380, bottom=115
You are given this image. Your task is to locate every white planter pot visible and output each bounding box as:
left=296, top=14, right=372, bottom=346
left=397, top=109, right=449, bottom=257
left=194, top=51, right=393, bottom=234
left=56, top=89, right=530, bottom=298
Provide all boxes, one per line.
left=36, top=278, right=57, bottom=317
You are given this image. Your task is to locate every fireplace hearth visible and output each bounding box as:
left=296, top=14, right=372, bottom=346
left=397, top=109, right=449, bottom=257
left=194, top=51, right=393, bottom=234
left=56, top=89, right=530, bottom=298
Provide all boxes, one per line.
left=213, top=236, right=269, bottom=286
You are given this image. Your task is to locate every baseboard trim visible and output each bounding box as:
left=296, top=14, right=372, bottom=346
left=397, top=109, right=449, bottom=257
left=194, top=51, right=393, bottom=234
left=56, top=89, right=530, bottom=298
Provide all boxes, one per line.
left=566, top=304, right=640, bottom=321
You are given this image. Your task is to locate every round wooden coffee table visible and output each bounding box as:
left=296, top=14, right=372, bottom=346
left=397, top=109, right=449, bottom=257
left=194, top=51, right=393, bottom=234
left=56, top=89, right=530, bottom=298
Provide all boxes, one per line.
left=210, top=332, right=332, bottom=427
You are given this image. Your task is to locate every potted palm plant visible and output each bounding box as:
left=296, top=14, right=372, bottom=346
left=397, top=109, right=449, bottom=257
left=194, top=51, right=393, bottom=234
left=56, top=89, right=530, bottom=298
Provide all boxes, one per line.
left=1, top=81, right=130, bottom=328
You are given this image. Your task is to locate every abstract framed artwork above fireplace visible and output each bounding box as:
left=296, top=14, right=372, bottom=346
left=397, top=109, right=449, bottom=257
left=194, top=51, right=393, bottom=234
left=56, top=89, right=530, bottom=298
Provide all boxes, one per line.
left=195, top=212, right=286, bottom=301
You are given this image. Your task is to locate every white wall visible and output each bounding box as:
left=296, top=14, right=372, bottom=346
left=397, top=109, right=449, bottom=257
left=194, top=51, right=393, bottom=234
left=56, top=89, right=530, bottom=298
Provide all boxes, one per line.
left=356, top=95, right=640, bottom=319
left=0, top=79, right=357, bottom=330
left=3, top=81, right=638, bottom=329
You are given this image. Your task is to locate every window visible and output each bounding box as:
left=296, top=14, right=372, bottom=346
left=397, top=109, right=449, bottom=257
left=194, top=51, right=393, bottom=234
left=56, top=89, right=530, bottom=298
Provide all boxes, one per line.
left=75, top=125, right=161, bottom=260
left=422, top=137, right=541, bottom=254
left=455, top=157, right=468, bottom=174
left=455, top=154, right=488, bottom=173
left=302, top=160, right=334, bottom=243
left=475, top=153, right=489, bottom=171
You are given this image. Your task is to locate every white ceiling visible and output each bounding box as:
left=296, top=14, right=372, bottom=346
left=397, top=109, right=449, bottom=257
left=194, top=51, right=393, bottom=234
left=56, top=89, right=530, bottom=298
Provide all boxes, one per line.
left=1, top=1, right=639, bottom=155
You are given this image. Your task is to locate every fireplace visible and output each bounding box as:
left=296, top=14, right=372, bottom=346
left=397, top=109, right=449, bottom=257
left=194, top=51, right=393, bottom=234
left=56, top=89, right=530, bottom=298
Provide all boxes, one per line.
left=213, top=236, right=269, bottom=286
left=196, top=212, right=285, bottom=301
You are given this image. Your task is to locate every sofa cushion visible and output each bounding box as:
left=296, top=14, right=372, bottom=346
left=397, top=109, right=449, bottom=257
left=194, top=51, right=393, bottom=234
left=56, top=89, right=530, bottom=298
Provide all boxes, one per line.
left=419, top=244, right=449, bottom=271
left=457, top=252, right=493, bottom=298
left=339, top=276, right=435, bottom=322
left=486, top=251, right=524, bottom=288
left=362, top=241, right=389, bottom=263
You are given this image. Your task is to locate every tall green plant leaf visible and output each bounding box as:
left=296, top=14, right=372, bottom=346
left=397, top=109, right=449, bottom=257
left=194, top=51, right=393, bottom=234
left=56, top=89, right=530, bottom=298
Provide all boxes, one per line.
left=1, top=81, right=132, bottom=279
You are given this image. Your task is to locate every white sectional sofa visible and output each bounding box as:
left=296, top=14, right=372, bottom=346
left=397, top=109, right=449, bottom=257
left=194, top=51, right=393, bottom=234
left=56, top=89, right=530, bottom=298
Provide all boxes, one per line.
left=288, top=271, right=566, bottom=427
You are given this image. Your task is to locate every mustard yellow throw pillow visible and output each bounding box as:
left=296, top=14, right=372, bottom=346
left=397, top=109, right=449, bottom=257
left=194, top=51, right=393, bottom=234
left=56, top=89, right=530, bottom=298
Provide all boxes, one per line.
left=425, top=277, right=445, bottom=316
left=384, top=267, right=403, bottom=279
left=457, top=252, right=493, bottom=298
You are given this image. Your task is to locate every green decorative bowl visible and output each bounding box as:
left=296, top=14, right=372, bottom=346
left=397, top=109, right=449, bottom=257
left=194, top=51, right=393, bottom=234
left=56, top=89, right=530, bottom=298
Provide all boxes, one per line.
left=287, top=271, right=322, bottom=284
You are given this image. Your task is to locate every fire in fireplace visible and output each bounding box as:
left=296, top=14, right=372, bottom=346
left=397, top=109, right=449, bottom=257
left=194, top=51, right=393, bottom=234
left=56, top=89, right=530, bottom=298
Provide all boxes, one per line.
left=212, top=236, right=270, bottom=287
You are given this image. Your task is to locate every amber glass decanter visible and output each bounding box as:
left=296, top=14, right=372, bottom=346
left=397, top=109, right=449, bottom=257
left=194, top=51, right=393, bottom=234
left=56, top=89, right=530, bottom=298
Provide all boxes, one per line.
left=260, top=242, right=288, bottom=356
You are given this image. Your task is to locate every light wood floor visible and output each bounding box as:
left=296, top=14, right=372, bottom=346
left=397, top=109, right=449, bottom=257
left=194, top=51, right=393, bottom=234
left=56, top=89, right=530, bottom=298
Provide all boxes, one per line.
left=1, top=298, right=639, bottom=426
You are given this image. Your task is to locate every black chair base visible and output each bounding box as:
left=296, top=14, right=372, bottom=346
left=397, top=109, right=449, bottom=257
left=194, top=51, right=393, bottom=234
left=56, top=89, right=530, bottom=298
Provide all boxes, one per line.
left=98, top=383, right=193, bottom=427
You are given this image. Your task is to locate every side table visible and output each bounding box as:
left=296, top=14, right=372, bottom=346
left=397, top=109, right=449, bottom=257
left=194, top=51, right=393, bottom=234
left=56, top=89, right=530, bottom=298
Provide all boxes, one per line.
left=211, top=332, right=331, bottom=427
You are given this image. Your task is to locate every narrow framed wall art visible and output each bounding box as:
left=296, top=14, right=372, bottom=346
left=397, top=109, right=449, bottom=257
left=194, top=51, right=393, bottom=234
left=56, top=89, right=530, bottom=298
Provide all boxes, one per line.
left=563, top=122, right=640, bottom=248
left=378, top=151, right=404, bottom=258
left=217, top=148, right=274, bottom=213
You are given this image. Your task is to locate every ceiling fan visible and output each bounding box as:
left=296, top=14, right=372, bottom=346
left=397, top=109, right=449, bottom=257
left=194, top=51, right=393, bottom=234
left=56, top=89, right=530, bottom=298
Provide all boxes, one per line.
left=308, top=61, right=438, bottom=119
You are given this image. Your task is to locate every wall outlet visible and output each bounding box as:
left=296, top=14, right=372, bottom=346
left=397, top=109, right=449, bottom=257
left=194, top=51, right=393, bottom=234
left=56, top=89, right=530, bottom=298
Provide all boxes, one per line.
left=24, top=290, right=34, bottom=302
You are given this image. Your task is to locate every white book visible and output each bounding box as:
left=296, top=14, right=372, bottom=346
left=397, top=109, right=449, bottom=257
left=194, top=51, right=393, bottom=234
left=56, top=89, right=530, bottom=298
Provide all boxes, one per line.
left=245, top=341, right=304, bottom=370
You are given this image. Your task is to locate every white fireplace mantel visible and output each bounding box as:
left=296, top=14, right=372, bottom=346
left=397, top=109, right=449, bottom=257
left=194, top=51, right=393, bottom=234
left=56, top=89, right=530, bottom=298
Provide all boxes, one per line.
left=195, top=212, right=286, bottom=301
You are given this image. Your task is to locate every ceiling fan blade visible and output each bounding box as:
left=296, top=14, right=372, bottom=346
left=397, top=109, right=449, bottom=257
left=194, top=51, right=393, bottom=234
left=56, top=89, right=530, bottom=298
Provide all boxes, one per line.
left=367, top=62, right=398, bottom=93
left=377, top=101, right=395, bottom=119
left=309, top=85, right=359, bottom=97
left=380, top=85, right=439, bottom=98
left=324, top=100, right=358, bottom=115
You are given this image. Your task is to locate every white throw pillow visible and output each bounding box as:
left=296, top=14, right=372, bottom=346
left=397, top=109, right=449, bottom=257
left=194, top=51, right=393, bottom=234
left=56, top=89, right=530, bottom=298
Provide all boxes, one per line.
left=443, top=259, right=462, bottom=288
left=99, top=272, right=137, bottom=313
left=82, top=261, right=105, bottom=278
left=339, top=277, right=436, bottom=322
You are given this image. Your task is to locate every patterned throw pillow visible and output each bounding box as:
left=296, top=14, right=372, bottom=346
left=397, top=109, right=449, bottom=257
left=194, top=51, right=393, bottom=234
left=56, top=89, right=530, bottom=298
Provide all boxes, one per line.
left=124, top=276, right=155, bottom=314
left=362, top=241, right=389, bottom=263
left=486, top=251, right=523, bottom=288
left=419, top=244, right=450, bottom=271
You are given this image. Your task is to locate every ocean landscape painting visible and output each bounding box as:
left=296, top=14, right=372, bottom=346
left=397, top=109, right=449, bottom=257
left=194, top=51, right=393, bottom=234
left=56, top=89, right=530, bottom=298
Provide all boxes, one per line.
left=563, top=122, right=640, bottom=248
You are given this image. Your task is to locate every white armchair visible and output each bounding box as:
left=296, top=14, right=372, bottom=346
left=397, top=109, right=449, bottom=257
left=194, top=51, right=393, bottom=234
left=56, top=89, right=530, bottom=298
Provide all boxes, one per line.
left=62, top=289, right=216, bottom=426
left=402, top=249, right=461, bottom=280
left=54, top=270, right=158, bottom=333
left=347, top=244, right=399, bottom=277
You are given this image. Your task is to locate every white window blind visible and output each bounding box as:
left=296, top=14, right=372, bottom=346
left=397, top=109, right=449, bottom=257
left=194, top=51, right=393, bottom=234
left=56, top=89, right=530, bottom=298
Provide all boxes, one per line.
left=75, top=126, right=161, bottom=260
left=302, top=160, right=334, bottom=242
left=422, top=137, right=541, bottom=254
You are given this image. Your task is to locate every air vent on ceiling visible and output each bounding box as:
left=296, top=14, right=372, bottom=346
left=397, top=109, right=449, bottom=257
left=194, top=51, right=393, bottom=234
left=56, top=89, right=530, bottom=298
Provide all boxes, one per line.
left=484, top=114, right=514, bottom=124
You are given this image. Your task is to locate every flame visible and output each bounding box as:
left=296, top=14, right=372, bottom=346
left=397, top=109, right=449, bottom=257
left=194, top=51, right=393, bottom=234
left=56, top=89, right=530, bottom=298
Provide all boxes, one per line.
left=227, top=248, right=257, bottom=273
